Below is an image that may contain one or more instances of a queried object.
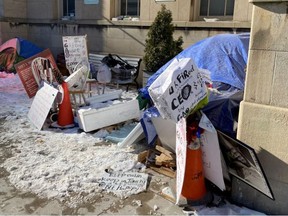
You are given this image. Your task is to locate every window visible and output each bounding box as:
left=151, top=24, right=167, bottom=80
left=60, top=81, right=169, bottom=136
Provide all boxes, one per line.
left=199, top=0, right=234, bottom=17
left=63, top=0, right=75, bottom=17
left=120, top=0, right=140, bottom=16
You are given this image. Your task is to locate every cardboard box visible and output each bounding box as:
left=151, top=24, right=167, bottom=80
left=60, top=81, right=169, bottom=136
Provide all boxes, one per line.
left=77, top=99, right=140, bottom=132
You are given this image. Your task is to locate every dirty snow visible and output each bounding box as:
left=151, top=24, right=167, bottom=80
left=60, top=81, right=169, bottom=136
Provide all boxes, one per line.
left=0, top=72, right=266, bottom=215
left=0, top=72, right=146, bottom=208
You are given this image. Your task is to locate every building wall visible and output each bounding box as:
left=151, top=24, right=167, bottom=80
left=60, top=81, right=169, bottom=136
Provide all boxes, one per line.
left=1, top=0, right=27, bottom=18
left=0, top=0, right=251, bottom=85
left=236, top=1, right=288, bottom=214
left=233, top=0, right=253, bottom=22
left=140, top=0, right=191, bottom=21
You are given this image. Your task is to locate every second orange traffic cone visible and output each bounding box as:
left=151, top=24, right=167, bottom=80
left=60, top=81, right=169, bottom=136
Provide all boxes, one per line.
left=57, top=82, right=74, bottom=127
left=182, top=141, right=207, bottom=201
left=181, top=126, right=207, bottom=204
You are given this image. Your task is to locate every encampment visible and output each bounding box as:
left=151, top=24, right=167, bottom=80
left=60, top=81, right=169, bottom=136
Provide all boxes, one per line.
left=140, top=33, right=250, bottom=137
left=0, top=38, right=43, bottom=73
left=140, top=33, right=250, bottom=99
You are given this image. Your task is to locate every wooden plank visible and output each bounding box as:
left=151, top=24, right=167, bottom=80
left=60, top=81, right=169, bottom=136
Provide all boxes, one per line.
left=155, top=145, right=175, bottom=159
left=150, top=166, right=176, bottom=178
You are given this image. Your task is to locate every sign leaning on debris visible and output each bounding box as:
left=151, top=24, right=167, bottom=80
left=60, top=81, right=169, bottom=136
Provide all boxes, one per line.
left=175, top=113, right=226, bottom=204
left=62, top=35, right=89, bottom=74
left=28, top=82, right=58, bottom=130
left=217, top=130, right=274, bottom=200
left=148, top=58, right=208, bottom=122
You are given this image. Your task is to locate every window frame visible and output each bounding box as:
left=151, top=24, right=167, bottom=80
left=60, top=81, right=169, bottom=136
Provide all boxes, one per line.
left=116, top=0, right=141, bottom=18
left=63, top=0, right=75, bottom=17
left=193, top=0, right=234, bottom=21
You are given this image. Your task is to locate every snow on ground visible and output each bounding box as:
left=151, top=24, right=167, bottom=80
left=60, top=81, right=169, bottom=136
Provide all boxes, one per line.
left=0, top=72, right=266, bottom=214
left=0, top=72, right=145, bottom=208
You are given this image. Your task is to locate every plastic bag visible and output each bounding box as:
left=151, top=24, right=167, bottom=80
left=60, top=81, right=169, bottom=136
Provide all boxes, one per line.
left=97, top=63, right=111, bottom=83
left=148, top=58, right=208, bottom=122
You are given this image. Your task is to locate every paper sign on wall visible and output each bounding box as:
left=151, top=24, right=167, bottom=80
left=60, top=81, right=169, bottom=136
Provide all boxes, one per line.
left=28, top=82, right=58, bottom=130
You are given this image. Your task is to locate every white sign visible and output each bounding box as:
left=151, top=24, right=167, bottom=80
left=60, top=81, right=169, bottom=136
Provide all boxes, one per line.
left=175, top=114, right=226, bottom=204
left=28, top=82, right=58, bottom=130
left=96, top=171, right=148, bottom=197
left=62, top=35, right=88, bottom=73
left=84, top=0, right=99, bottom=4
left=199, top=114, right=226, bottom=191
left=175, top=117, right=187, bottom=204
left=148, top=58, right=208, bottom=123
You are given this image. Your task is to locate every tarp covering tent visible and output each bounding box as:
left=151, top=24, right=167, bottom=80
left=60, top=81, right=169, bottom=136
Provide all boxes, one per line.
left=140, top=33, right=250, bottom=99
left=140, top=33, right=250, bottom=138
left=0, top=37, right=43, bottom=73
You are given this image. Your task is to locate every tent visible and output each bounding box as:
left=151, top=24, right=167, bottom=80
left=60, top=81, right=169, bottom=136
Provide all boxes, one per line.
left=0, top=37, right=43, bottom=73
left=140, top=33, right=250, bottom=99
left=140, top=33, right=250, bottom=138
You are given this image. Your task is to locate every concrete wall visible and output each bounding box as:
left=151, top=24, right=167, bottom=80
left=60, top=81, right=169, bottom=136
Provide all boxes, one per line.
left=2, top=0, right=27, bottom=18
left=233, top=0, right=253, bottom=22
left=0, top=0, right=251, bottom=86
left=27, top=0, right=58, bottom=19
left=140, top=0, right=191, bottom=21
left=236, top=1, right=288, bottom=214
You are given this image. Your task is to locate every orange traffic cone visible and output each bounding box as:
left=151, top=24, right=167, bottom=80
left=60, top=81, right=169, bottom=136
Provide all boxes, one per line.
left=182, top=140, right=207, bottom=201
left=57, top=82, right=74, bottom=127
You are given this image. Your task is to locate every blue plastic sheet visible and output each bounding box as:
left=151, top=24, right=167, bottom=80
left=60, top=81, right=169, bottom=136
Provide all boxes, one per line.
left=18, top=37, right=43, bottom=58
left=140, top=33, right=249, bottom=99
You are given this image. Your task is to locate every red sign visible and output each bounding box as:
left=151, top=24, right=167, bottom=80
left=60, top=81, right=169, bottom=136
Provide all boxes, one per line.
left=15, top=49, right=58, bottom=98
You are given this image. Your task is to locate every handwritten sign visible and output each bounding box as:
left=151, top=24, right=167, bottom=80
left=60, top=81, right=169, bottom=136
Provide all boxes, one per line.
left=96, top=171, right=148, bottom=197
left=28, top=82, right=58, bottom=130
left=148, top=58, right=208, bottom=122
left=15, top=49, right=57, bottom=98
left=62, top=35, right=88, bottom=73
left=175, top=118, right=187, bottom=204
left=175, top=114, right=226, bottom=204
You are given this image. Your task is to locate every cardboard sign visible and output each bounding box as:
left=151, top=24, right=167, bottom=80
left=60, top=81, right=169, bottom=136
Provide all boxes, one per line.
left=28, top=82, right=58, bottom=130
left=217, top=130, right=274, bottom=200
left=148, top=58, right=208, bottom=123
left=15, top=49, right=58, bottom=98
left=62, top=35, right=88, bottom=73
left=175, top=117, right=188, bottom=204
left=96, top=171, right=148, bottom=197
left=175, top=114, right=226, bottom=204
left=199, top=114, right=226, bottom=191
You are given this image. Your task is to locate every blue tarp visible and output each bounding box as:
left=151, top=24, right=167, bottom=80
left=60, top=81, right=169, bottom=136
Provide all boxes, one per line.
left=18, top=37, right=43, bottom=58
left=140, top=33, right=250, bottom=99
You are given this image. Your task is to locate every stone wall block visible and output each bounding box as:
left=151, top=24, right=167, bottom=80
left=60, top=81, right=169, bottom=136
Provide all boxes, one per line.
left=250, top=2, right=288, bottom=51
left=244, top=50, right=275, bottom=104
